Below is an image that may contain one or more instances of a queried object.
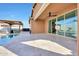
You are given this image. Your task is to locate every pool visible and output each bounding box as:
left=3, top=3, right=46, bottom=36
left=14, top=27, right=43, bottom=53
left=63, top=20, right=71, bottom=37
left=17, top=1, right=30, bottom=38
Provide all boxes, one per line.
left=0, top=34, right=18, bottom=45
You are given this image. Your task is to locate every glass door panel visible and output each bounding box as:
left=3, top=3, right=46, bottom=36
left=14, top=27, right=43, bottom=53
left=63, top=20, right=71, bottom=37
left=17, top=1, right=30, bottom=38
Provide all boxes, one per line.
left=52, top=18, right=56, bottom=34
left=48, top=20, right=52, bottom=33
left=56, top=15, right=64, bottom=35
left=65, top=10, right=77, bottom=38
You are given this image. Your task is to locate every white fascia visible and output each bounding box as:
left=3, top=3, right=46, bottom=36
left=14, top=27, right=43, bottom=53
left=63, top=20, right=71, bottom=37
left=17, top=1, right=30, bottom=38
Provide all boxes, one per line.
left=34, top=3, right=49, bottom=20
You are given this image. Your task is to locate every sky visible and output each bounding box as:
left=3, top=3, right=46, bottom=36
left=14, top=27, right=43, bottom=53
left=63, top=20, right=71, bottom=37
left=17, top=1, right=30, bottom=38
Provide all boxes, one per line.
left=0, top=3, right=33, bottom=28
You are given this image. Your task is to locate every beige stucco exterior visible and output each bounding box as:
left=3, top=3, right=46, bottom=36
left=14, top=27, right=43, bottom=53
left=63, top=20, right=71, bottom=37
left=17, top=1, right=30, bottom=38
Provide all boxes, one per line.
left=30, top=3, right=77, bottom=34
left=30, top=19, right=45, bottom=33
left=29, top=3, right=79, bottom=55
left=77, top=4, right=79, bottom=55
left=29, top=3, right=79, bottom=56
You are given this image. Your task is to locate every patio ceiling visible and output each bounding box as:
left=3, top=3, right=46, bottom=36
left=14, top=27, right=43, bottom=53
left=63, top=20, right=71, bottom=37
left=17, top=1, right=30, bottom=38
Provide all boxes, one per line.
left=0, top=20, right=23, bottom=25
left=37, top=3, right=77, bottom=20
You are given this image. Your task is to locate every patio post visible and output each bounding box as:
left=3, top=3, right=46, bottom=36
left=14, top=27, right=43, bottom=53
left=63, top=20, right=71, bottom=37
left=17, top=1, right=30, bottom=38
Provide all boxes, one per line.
left=77, top=4, right=79, bottom=56
left=9, top=24, right=12, bottom=33
left=19, top=25, right=20, bottom=32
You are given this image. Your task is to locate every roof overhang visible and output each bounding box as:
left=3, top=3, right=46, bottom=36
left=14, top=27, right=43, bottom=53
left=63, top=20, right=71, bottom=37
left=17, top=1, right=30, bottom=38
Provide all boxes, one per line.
left=34, top=3, right=50, bottom=20
left=37, top=3, right=77, bottom=20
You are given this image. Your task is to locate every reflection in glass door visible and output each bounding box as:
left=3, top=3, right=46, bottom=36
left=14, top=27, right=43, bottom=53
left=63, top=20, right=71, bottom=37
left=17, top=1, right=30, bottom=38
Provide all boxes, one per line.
left=52, top=19, right=56, bottom=34
left=56, top=15, right=65, bottom=36
left=65, top=10, right=77, bottom=38
left=48, top=9, right=77, bottom=38
left=48, top=20, right=52, bottom=33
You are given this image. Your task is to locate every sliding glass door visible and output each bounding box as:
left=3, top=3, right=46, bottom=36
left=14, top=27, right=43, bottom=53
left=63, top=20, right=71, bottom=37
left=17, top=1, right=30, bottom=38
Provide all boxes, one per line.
left=48, top=20, right=52, bottom=33
left=48, top=9, right=77, bottom=38
left=56, top=15, right=65, bottom=36
left=65, top=10, right=77, bottom=38
left=52, top=18, right=56, bottom=34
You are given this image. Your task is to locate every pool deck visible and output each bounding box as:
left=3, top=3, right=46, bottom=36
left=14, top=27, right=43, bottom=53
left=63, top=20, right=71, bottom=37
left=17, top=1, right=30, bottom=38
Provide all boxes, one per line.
left=0, top=32, right=77, bottom=56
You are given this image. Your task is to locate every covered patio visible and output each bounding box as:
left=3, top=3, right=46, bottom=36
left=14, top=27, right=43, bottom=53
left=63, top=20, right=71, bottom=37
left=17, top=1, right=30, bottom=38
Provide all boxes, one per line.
left=0, top=20, right=23, bottom=34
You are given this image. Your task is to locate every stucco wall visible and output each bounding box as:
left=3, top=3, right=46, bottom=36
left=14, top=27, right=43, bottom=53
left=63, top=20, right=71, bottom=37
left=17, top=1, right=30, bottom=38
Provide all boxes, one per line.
left=45, top=19, right=49, bottom=33
left=30, top=3, right=77, bottom=34
left=77, top=4, right=79, bottom=56
left=30, top=20, right=45, bottom=33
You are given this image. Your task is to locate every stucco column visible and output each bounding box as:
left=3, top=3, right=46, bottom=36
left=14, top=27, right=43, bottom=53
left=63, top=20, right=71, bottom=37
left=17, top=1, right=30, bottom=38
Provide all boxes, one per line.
left=77, top=4, right=79, bottom=56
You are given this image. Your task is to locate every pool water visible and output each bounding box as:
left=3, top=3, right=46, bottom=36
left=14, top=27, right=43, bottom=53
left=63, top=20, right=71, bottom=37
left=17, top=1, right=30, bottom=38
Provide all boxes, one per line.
left=0, top=34, right=18, bottom=45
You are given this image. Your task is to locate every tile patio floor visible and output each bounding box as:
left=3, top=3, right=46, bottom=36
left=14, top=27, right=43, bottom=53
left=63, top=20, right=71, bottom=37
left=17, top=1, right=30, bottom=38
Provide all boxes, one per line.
left=0, top=32, right=77, bottom=56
